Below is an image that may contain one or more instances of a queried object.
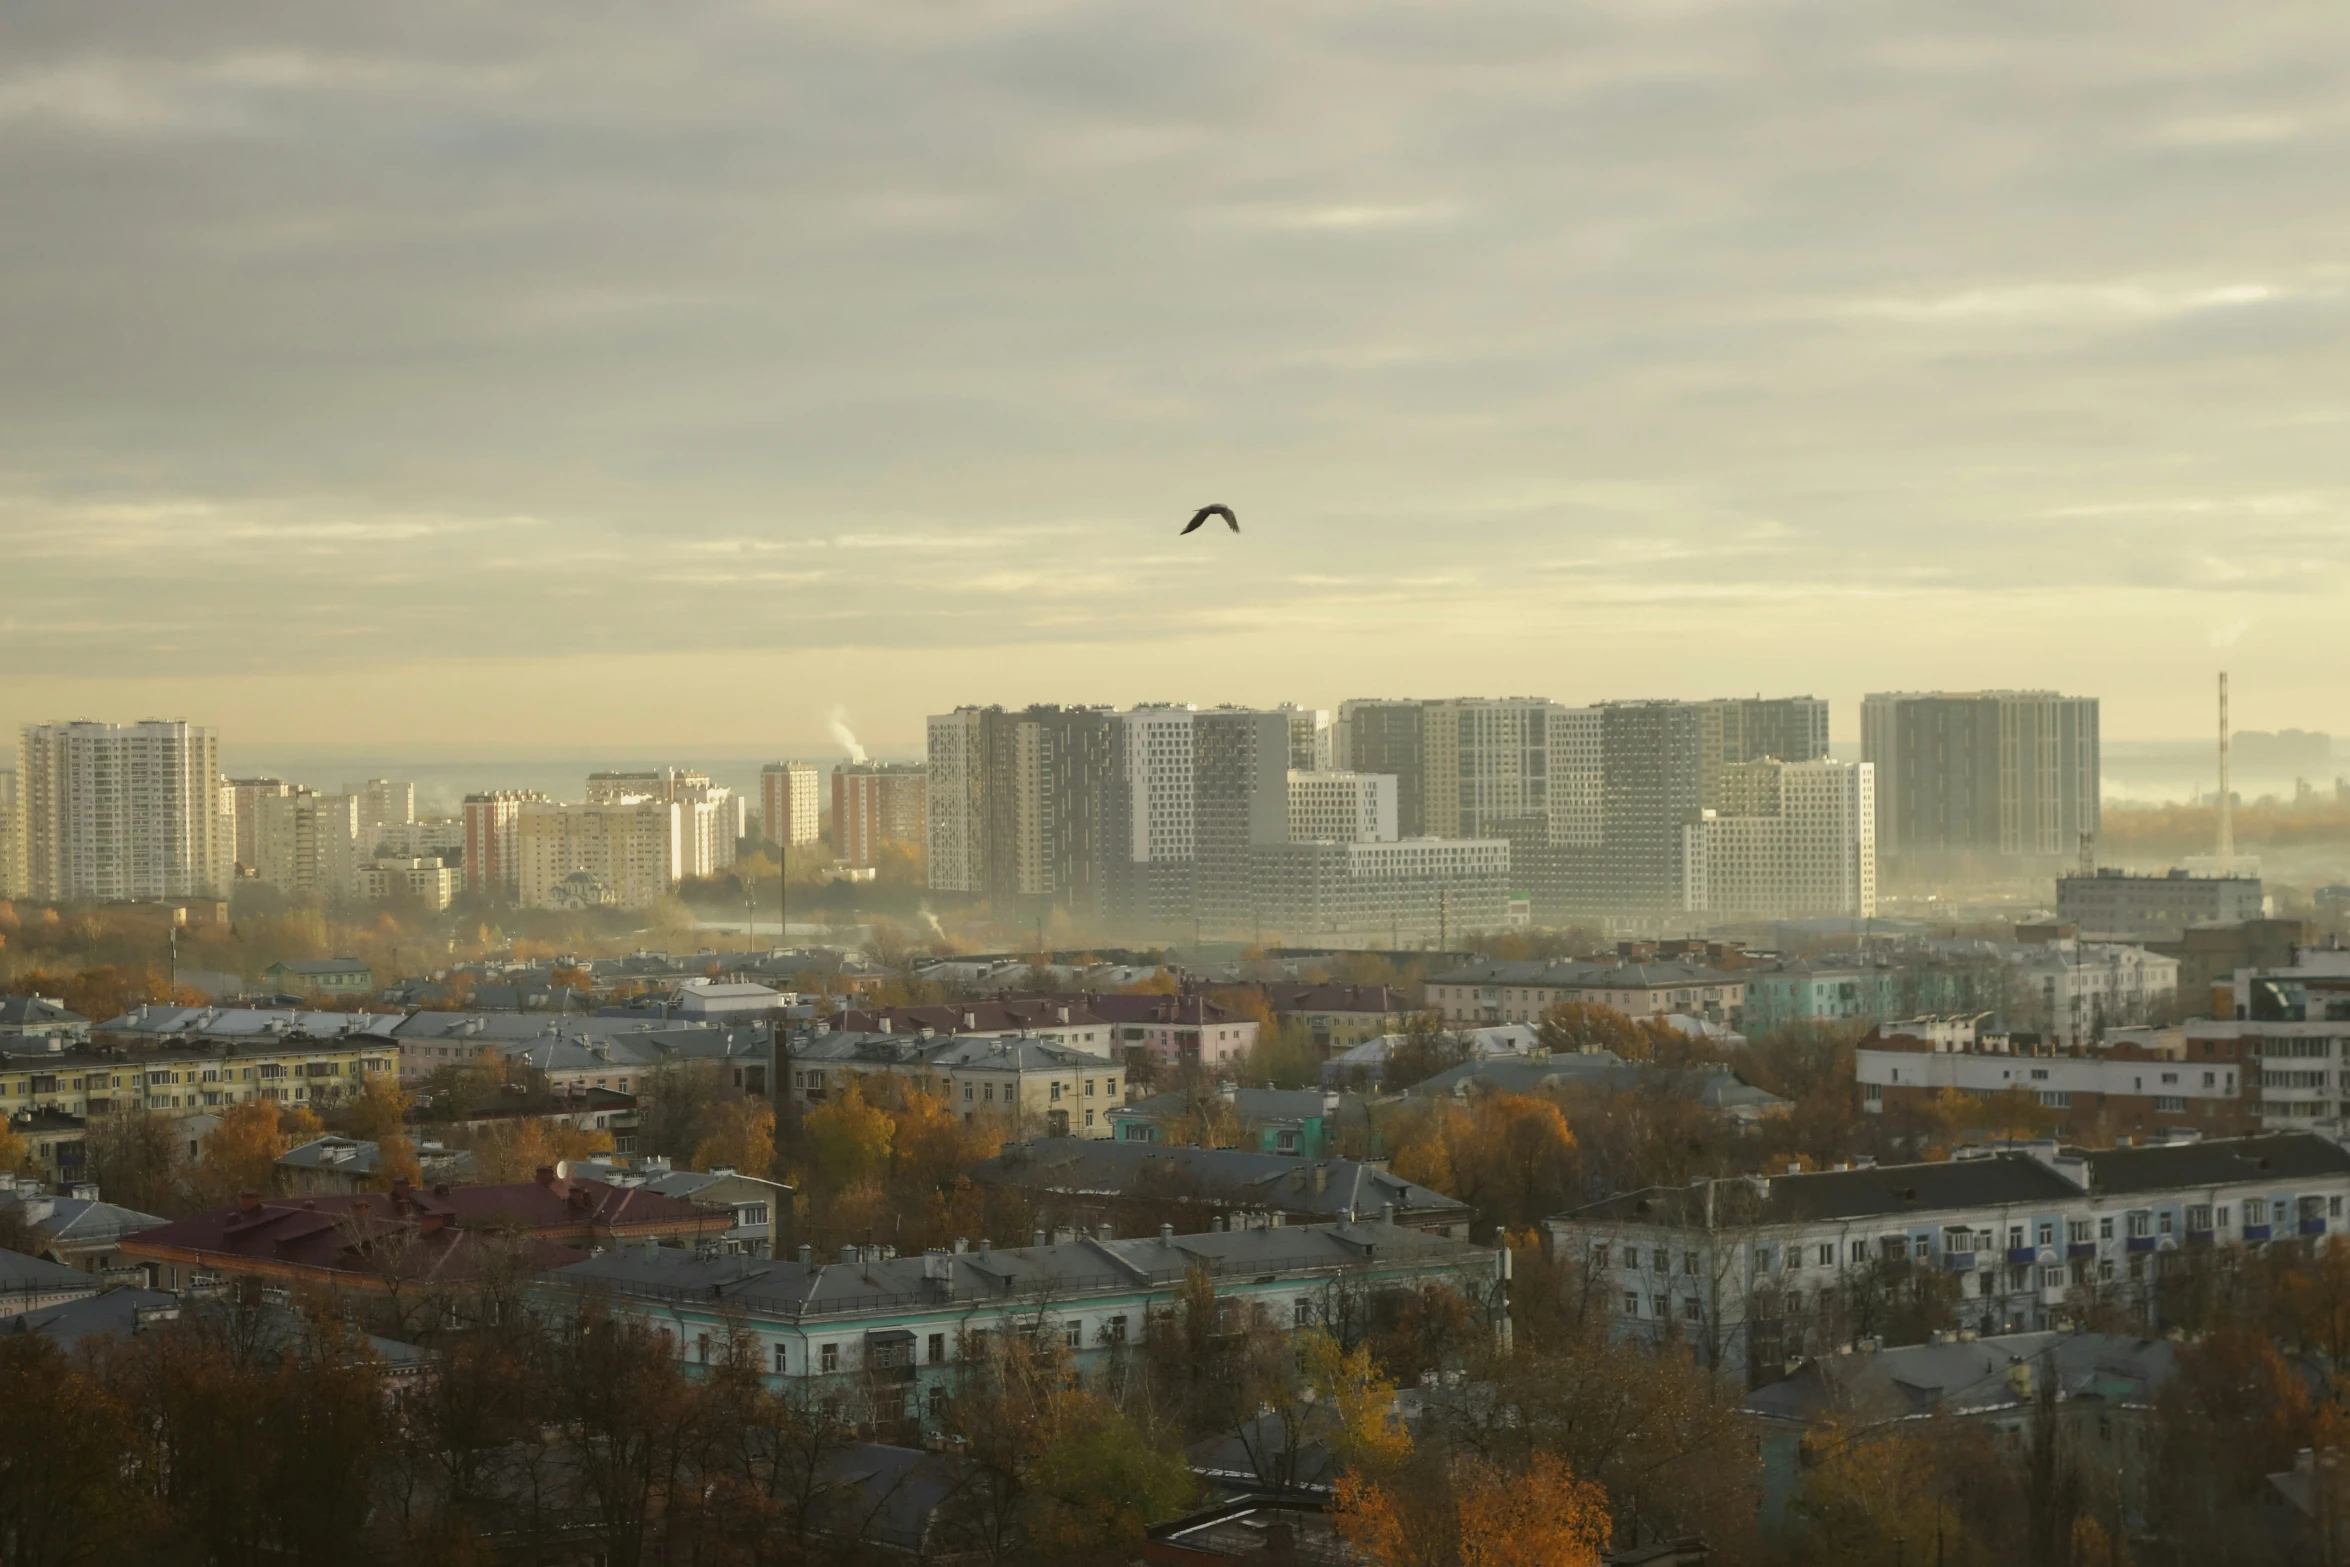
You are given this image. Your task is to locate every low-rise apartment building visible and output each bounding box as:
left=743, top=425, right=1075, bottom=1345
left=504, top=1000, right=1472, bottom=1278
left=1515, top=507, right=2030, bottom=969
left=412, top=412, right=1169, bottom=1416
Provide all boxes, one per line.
left=1857, top=1015, right=2259, bottom=1140
left=533, top=1216, right=1505, bottom=1427
left=1549, top=1131, right=2350, bottom=1377
left=962, top=1138, right=1474, bottom=1237
left=788, top=1031, right=1123, bottom=1138
left=2057, top=868, right=2264, bottom=940
left=1429, top=957, right=1748, bottom=1029
left=2182, top=946, right=2350, bottom=1131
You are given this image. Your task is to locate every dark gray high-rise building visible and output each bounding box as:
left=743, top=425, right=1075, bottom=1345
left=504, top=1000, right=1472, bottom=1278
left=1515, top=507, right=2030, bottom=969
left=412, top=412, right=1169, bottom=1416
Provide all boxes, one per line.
left=1596, top=701, right=1706, bottom=915
left=1862, top=691, right=2099, bottom=866
left=1339, top=700, right=1430, bottom=838
left=1698, top=697, right=1830, bottom=808
left=1193, top=708, right=1292, bottom=936
left=923, top=704, right=1116, bottom=919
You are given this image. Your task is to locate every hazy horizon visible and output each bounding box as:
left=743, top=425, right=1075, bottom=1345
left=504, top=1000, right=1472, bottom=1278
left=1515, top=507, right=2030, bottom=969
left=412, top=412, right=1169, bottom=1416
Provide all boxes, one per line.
left=8, top=3, right=2350, bottom=752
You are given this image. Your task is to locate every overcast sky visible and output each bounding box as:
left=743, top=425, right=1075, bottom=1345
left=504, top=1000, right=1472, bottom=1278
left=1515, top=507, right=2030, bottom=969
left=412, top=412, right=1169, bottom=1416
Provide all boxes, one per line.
left=6, top=1, right=2348, bottom=761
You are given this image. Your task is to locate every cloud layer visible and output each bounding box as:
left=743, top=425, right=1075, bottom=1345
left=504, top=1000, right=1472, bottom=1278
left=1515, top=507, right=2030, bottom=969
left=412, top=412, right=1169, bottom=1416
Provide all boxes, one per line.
left=5, top=1, right=2349, bottom=752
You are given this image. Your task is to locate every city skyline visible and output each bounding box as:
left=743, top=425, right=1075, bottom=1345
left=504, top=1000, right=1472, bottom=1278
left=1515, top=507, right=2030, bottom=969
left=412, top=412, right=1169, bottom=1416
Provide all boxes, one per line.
left=7, top=5, right=2350, bottom=748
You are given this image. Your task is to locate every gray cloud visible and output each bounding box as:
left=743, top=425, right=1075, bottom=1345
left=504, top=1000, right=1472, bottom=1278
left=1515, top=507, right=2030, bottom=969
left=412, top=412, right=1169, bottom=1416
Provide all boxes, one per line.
left=3, top=0, right=2349, bottom=744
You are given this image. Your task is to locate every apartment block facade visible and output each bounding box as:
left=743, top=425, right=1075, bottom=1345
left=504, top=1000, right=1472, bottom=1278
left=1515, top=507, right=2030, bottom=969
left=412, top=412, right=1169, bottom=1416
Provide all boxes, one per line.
left=461, top=790, right=550, bottom=900
left=515, top=798, right=683, bottom=909
left=1681, top=759, right=1876, bottom=920
left=1862, top=690, right=2100, bottom=866
left=832, top=762, right=928, bottom=868
left=18, top=720, right=229, bottom=901
left=759, top=761, right=822, bottom=850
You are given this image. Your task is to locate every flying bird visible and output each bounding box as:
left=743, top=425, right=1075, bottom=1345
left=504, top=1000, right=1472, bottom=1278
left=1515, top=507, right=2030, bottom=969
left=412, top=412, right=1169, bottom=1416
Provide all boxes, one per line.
left=1181, top=504, right=1239, bottom=535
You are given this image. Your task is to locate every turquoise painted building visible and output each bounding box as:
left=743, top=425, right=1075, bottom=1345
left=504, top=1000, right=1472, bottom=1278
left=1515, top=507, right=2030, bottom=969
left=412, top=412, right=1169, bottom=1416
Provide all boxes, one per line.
left=1109, top=1087, right=1341, bottom=1157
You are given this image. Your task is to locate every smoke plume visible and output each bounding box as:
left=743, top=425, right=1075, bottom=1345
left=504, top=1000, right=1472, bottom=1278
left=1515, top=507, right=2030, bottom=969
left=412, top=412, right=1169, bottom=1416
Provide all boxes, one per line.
left=828, top=708, right=868, bottom=764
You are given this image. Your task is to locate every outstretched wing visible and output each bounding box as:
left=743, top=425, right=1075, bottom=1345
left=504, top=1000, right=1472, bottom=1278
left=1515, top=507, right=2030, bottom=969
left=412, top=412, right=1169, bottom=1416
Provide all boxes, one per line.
left=1181, top=509, right=1210, bottom=535
left=1183, top=504, right=1238, bottom=535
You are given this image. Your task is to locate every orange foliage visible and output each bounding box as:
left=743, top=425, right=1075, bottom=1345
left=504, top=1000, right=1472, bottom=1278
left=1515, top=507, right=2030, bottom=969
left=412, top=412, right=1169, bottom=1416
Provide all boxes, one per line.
left=1335, top=1453, right=1610, bottom=1567
left=1388, top=1092, right=1580, bottom=1233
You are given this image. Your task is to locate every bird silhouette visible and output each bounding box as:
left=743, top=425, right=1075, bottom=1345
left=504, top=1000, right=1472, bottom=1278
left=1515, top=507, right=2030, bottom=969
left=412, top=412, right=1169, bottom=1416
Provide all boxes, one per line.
left=1180, top=504, right=1239, bottom=535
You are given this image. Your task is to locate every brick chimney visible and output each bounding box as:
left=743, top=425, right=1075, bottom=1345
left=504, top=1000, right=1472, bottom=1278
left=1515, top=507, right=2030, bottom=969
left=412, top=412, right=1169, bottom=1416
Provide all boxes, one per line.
left=237, top=1189, right=262, bottom=1212
left=535, top=1165, right=557, bottom=1186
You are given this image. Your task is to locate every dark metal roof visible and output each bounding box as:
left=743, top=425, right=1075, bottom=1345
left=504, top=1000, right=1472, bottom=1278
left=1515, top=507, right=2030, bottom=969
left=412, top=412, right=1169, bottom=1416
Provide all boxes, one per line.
left=1567, top=1155, right=2085, bottom=1228
left=2084, top=1133, right=2350, bottom=1195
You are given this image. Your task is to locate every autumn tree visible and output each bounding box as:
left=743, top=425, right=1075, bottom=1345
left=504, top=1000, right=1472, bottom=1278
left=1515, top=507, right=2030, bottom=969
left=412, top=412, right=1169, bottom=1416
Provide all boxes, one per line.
left=194, top=1100, right=291, bottom=1205
left=1387, top=1092, right=1579, bottom=1236
left=1384, top=1011, right=1467, bottom=1091
left=692, top=1096, right=777, bottom=1176
left=1335, top=1451, right=1611, bottom=1567
left=1536, top=1001, right=1644, bottom=1057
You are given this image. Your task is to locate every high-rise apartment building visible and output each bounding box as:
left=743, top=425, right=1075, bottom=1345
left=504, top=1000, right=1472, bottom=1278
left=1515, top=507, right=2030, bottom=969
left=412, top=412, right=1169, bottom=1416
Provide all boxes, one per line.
left=588, top=769, right=740, bottom=878
left=982, top=706, right=1117, bottom=917
left=1104, top=705, right=1198, bottom=930
left=760, top=762, right=822, bottom=851
left=1282, top=707, right=1334, bottom=773
left=1696, top=697, right=1831, bottom=808
left=19, top=720, right=229, bottom=901
left=1287, top=772, right=1397, bottom=845
left=1193, top=708, right=1292, bottom=934
left=515, top=798, right=682, bottom=909
left=1862, top=691, right=2100, bottom=866
left=833, top=762, right=928, bottom=867
left=461, top=790, right=550, bottom=901
left=925, top=715, right=986, bottom=894
left=346, top=779, right=416, bottom=855
left=0, top=769, right=25, bottom=899
left=1593, top=701, right=1705, bottom=916
left=1338, top=700, right=1431, bottom=838
left=1253, top=837, right=1511, bottom=946
left=225, top=778, right=293, bottom=875
left=1681, top=759, right=1876, bottom=920
left=253, top=788, right=365, bottom=899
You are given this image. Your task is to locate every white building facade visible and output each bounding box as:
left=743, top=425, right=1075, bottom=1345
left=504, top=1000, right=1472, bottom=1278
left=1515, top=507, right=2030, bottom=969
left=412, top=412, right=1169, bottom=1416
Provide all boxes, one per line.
left=1288, top=771, right=1398, bottom=846
left=1681, top=759, right=1876, bottom=921
left=18, top=720, right=229, bottom=901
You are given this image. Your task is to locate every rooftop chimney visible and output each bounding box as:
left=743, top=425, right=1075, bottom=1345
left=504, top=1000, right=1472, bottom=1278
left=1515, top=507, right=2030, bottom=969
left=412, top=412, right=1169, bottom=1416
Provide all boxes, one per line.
left=535, top=1165, right=557, bottom=1186
left=237, top=1189, right=262, bottom=1212
left=798, top=1244, right=813, bottom=1264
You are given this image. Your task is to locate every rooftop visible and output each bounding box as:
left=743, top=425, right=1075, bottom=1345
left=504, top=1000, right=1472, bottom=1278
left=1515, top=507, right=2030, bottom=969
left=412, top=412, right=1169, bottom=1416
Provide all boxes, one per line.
left=546, top=1217, right=1490, bottom=1322
left=965, top=1139, right=1468, bottom=1224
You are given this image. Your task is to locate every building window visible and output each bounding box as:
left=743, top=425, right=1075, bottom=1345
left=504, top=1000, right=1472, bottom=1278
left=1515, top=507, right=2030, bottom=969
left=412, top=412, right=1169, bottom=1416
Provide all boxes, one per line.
left=1593, top=1245, right=1611, bottom=1269
left=1050, top=1082, right=1063, bottom=1102
left=1683, top=1297, right=1701, bottom=1321
left=1623, top=1292, right=1640, bottom=1316
left=821, top=1343, right=839, bottom=1373
left=1108, top=1315, right=1128, bottom=1343
left=1065, top=1321, right=1082, bottom=1349
left=928, top=1333, right=945, bottom=1365
left=2099, top=1217, right=2114, bottom=1240
left=2099, top=1258, right=2115, bottom=1281
left=1295, top=1298, right=1313, bottom=1328
left=774, top=1344, right=789, bottom=1375
left=1818, top=1244, right=1833, bottom=1266
left=1912, top=1235, right=1931, bottom=1261
left=1652, top=1294, right=1667, bottom=1319
left=2036, top=1223, right=2054, bottom=1248
left=2068, top=1219, right=2091, bottom=1244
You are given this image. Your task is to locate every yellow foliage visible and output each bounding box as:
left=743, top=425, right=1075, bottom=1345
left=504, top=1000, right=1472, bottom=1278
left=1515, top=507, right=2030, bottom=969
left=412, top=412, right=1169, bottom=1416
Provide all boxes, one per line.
left=692, top=1098, right=776, bottom=1176
left=1335, top=1453, right=1610, bottom=1567
left=1300, top=1331, right=1409, bottom=1474
left=801, top=1076, right=897, bottom=1189
left=201, top=1100, right=290, bottom=1199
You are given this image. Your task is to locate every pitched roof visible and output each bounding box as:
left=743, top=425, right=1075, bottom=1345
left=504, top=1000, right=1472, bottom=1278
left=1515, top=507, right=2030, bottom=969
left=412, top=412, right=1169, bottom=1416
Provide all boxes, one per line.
left=2084, top=1133, right=2350, bottom=1195
left=0, top=1189, right=166, bottom=1247
left=1428, top=958, right=1746, bottom=989
left=1745, top=1330, right=2179, bottom=1426
left=1119, top=1088, right=1335, bottom=1125
left=0, top=995, right=88, bottom=1027
left=548, top=1217, right=1491, bottom=1322
left=1567, top=1154, right=2088, bottom=1229
left=1262, top=983, right=1407, bottom=1015
left=964, top=1139, right=1469, bottom=1224
left=0, top=1247, right=97, bottom=1298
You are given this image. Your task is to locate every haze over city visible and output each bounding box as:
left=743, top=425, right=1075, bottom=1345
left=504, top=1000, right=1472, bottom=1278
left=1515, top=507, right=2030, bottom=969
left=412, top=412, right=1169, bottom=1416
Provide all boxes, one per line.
left=12, top=7, right=2350, bottom=1566
left=8, top=3, right=2350, bottom=753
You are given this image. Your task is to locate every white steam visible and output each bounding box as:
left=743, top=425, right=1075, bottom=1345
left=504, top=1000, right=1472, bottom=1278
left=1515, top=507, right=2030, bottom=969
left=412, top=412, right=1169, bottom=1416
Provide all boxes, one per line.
left=828, top=707, right=868, bottom=764
left=2209, top=616, right=2252, bottom=649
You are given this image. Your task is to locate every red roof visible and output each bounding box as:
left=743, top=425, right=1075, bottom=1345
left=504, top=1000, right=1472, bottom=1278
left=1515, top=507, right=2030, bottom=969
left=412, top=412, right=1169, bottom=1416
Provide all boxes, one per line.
left=123, top=1173, right=722, bottom=1286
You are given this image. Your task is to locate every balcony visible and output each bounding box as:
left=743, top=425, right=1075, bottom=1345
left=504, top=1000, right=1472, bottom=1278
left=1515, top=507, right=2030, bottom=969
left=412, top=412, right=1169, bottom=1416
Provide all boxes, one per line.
left=2125, top=1236, right=2157, bottom=1253
left=2006, top=1247, right=2039, bottom=1266
left=2187, top=1229, right=2215, bottom=1248
left=2302, top=1218, right=2328, bottom=1237
left=2243, top=1224, right=2272, bottom=1243
left=2067, top=1242, right=2097, bottom=1261
left=1942, top=1252, right=1975, bottom=1272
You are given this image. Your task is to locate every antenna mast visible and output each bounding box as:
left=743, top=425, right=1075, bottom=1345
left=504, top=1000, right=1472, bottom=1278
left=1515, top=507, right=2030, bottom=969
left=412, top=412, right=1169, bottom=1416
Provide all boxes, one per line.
left=2217, top=671, right=2234, bottom=862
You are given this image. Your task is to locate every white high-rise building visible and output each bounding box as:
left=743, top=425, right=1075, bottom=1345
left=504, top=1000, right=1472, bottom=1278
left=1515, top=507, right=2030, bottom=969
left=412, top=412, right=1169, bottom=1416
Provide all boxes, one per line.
left=1287, top=771, right=1398, bottom=845
left=253, top=788, right=365, bottom=899
left=18, top=720, right=229, bottom=901
left=1119, top=706, right=1197, bottom=866
left=346, top=779, right=416, bottom=855
left=760, top=761, right=822, bottom=852
left=1681, top=759, right=1876, bottom=920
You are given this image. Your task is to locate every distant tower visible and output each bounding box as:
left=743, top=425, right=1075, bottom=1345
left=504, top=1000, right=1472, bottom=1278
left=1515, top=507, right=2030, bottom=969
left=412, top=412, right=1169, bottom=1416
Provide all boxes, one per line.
left=2217, top=671, right=2234, bottom=862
